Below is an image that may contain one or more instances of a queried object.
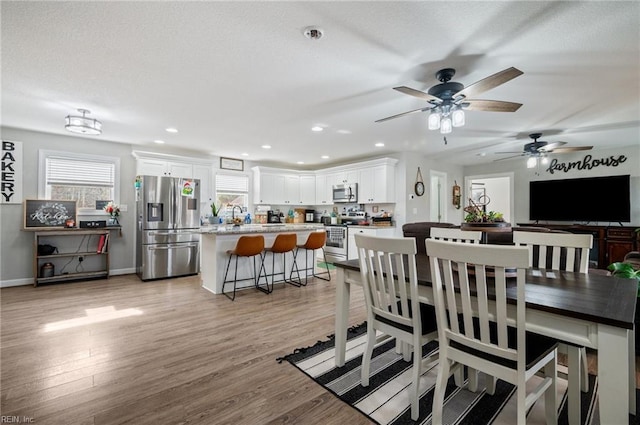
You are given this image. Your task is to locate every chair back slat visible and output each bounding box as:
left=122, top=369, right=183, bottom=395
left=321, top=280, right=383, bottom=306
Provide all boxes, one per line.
left=356, top=234, right=419, bottom=332
left=430, top=227, right=482, bottom=244
left=426, top=240, right=529, bottom=366
left=513, top=231, right=592, bottom=273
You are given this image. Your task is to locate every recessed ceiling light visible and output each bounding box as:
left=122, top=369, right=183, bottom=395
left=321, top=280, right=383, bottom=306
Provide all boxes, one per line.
left=241, top=152, right=249, bottom=156
left=261, top=145, right=271, bottom=149
left=154, top=140, right=165, bottom=144
left=476, top=152, right=486, bottom=157
left=321, top=155, right=329, bottom=159
left=165, top=127, right=178, bottom=133
left=311, top=126, right=323, bottom=132
left=375, top=142, right=385, bottom=147
left=337, top=129, right=351, bottom=134
left=297, top=161, right=305, bottom=165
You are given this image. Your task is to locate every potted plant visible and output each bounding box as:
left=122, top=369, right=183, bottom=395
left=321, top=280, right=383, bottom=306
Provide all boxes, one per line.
left=209, top=203, right=221, bottom=224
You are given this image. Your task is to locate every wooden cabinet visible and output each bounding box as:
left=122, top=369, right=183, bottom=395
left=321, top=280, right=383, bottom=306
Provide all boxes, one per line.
left=607, top=228, right=638, bottom=264
left=137, top=158, right=194, bottom=177
left=33, top=229, right=111, bottom=286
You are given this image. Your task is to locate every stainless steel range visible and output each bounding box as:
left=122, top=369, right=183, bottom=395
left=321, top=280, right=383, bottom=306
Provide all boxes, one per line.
left=324, top=225, right=347, bottom=263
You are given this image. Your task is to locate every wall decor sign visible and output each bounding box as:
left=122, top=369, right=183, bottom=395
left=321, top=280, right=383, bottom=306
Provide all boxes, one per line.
left=546, top=154, right=627, bottom=174
left=220, top=157, right=244, bottom=171
left=1, top=140, right=22, bottom=204
left=24, top=200, right=77, bottom=228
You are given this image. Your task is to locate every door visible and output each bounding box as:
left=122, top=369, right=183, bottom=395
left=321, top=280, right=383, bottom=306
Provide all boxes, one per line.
left=142, top=175, right=173, bottom=230
left=141, top=241, right=200, bottom=280
left=174, top=178, right=200, bottom=229
left=429, top=171, right=446, bottom=222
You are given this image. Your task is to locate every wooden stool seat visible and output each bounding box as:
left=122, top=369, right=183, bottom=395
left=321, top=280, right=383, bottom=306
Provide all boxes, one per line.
left=222, top=235, right=270, bottom=300
left=290, top=231, right=331, bottom=286
left=263, top=233, right=298, bottom=287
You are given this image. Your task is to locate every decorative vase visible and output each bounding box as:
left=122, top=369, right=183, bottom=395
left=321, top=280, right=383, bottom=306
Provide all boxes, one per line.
left=108, top=216, right=119, bottom=226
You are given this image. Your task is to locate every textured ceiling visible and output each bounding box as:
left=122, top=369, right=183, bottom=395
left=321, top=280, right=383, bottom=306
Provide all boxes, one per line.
left=2, top=1, right=639, bottom=168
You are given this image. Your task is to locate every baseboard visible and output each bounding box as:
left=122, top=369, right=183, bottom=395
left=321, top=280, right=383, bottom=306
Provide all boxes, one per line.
left=0, top=267, right=137, bottom=288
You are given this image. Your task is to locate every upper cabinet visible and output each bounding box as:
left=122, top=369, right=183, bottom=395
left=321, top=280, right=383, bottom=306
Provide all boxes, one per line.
left=137, top=158, right=194, bottom=178
left=253, top=168, right=316, bottom=205
left=299, top=175, right=316, bottom=205
left=358, top=163, right=396, bottom=203
left=315, top=173, right=332, bottom=205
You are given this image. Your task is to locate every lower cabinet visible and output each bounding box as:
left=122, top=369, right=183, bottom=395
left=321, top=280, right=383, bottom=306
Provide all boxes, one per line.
left=32, top=229, right=111, bottom=286
left=347, top=227, right=396, bottom=260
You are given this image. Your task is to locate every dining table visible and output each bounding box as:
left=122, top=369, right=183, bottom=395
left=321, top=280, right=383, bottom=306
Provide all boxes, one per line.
left=333, top=257, right=637, bottom=425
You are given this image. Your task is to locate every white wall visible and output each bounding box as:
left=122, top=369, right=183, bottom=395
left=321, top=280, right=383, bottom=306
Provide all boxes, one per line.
left=463, top=145, right=640, bottom=226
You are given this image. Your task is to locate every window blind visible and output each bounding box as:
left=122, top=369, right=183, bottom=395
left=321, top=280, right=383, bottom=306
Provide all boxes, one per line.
left=215, top=174, right=249, bottom=192
left=46, top=157, right=115, bottom=187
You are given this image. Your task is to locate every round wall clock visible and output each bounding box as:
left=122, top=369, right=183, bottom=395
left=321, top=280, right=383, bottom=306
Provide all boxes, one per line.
left=414, top=167, right=425, bottom=196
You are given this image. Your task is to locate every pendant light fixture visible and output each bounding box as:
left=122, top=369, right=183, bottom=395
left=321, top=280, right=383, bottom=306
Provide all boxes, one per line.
left=65, top=109, right=102, bottom=135
left=427, top=103, right=465, bottom=134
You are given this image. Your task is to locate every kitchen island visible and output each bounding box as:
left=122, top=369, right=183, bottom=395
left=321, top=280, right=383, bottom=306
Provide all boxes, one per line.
left=199, top=224, right=325, bottom=294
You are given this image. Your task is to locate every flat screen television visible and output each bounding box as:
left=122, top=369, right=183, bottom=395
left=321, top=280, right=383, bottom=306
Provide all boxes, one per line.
left=529, top=174, right=631, bottom=222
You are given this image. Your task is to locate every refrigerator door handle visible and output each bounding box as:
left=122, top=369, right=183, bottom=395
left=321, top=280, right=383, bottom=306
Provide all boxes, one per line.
left=149, top=243, right=198, bottom=250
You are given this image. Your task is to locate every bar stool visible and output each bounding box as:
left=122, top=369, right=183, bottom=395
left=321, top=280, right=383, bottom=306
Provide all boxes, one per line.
left=263, top=233, right=298, bottom=288
left=222, top=235, right=270, bottom=301
left=290, top=231, right=331, bottom=286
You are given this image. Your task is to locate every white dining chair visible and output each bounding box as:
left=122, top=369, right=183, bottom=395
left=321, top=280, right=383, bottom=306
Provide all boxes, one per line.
left=513, top=231, right=593, bottom=424
left=429, top=227, right=482, bottom=244
left=426, top=239, right=558, bottom=425
left=354, top=234, right=439, bottom=421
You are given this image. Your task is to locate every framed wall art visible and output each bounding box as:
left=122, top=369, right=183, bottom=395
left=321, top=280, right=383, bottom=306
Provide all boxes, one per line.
left=24, top=199, right=77, bottom=229
left=220, top=157, right=244, bottom=171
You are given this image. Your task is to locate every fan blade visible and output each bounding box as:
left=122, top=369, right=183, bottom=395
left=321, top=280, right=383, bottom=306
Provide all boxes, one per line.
left=495, top=151, right=525, bottom=154
left=494, top=154, right=523, bottom=162
left=539, top=141, right=567, bottom=151
left=463, top=99, right=523, bottom=112
left=393, top=86, right=442, bottom=103
left=454, top=67, right=524, bottom=99
left=548, top=146, right=593, bottom=153
left=375, top=107, right=429, bottom=123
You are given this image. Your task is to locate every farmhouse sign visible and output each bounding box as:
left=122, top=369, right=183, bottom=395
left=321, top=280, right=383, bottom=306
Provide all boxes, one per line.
left=1, top=140, right=22, bottom=204
left=545, top=154, right=627, bottom=174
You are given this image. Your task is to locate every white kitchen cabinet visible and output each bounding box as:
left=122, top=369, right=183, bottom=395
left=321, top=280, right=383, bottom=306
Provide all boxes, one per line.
left=283, top=175, right=300, bottom=204
left=330, top=169, right=359, bottom=186
left=254, top=172, right=286, bottom=204
left=137, top=158, right=194, bottom=178
left=358, top=164, right=395, bottom=203
left=315, top=174, right=333, bottom=205
left=347, top=227, right=396, bottom=260
left=299, top=175, right=316, bottom=205
left=193, top=164, right=212, bottom=205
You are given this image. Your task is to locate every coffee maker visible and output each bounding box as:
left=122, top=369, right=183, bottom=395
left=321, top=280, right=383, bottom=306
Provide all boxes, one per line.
left=267, top=210, right=281, bottom=223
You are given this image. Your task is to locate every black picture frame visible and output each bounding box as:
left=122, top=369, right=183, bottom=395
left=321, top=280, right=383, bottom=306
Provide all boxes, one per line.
left=96, top=200, right=112, bottom=210
left=24, top=199, right=77, bottom=229
left=220, top=157, right=244, bottom=171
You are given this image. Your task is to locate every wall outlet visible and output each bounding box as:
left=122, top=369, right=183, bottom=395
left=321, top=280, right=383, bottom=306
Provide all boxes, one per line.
left=120, top=204, right=128, bottom=212
left=413, top=208, right=418, bottom=214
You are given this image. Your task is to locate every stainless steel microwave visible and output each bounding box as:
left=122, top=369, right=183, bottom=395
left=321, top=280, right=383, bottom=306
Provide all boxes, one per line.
left=332, top=183, right=358, bottom=203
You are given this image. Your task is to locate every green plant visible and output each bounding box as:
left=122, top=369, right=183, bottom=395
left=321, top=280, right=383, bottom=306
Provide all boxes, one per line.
left=210, top=203, right=221, bottom=217
left=607, top=262, right=640, bottom=297
left=463, top=209, right=504, bottom=223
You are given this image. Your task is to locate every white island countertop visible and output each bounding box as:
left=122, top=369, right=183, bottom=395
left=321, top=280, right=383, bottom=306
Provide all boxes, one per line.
left=199, top=223, right=324, bottom=235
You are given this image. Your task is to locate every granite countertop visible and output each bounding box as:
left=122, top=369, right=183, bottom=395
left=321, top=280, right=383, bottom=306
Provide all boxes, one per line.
left=199, top=223, right=324, bottom=235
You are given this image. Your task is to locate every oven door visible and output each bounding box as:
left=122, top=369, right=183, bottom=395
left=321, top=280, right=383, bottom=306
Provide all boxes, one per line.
left=324, top=226, right=347, bottom=263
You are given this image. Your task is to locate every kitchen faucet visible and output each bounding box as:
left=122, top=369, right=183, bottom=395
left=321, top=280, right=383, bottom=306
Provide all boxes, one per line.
left=231, top=205, right=243, bottom=220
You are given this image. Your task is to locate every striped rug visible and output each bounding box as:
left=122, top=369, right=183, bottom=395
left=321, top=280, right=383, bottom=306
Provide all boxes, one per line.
left=278, top=323, right=607, bottom=425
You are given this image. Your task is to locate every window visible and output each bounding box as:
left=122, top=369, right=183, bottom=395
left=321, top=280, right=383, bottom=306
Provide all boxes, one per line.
left=39, top=150, right=120, bottom=214
left=214, top=173, right=249, bottom=216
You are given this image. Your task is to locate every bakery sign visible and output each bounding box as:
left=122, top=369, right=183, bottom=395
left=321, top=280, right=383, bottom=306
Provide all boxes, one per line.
left=1, top=140, right=22, bottom=204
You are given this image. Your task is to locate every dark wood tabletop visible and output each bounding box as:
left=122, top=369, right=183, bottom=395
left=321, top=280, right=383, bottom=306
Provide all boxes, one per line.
left=335, top=258, right=637, bottom=330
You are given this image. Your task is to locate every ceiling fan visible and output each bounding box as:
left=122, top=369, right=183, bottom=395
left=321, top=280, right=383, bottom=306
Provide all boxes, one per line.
left=494, top=132, right=593, bottom=163
left=375, top=67, right=524, bottom=133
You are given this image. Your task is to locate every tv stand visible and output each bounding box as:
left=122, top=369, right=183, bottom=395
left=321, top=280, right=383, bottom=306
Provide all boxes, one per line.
left=517, top=223, right=639, bottom=268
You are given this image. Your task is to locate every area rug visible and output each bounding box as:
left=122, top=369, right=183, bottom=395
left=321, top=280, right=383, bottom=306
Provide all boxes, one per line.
left=277, top=323, right=615, bottom=425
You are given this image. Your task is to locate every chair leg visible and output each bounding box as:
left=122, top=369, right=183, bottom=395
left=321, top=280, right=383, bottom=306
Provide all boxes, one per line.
left=254, top=253, right=271, bottom=294
left=361, top=322, right=376, bottom=387
left=222, top=254, right=238, bottom=301
left=544, top=357, right=558, bottom=425
left=410, top=335, right=422, bottom=420
left=313, top=248, right=331, bottom=281
left=284, top=251, right=301, bottom=287
left=432, top=358, right=450, bottom=425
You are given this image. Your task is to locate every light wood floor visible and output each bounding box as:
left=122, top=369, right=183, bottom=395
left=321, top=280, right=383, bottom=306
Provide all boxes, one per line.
left=1, top=272, right=638, bottom=425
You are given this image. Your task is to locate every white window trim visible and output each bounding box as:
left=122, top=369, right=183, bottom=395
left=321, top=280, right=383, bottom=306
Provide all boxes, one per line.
left=38, top=149, right=121, bottom=216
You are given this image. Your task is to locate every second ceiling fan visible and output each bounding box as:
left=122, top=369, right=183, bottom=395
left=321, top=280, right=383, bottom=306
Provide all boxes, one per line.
left=376, top=67, right=524, bottom=134
left=494, top=132, right=593, bottom=162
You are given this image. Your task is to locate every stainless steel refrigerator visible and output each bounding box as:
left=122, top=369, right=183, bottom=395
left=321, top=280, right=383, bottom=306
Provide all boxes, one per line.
left=135, top=175, right=201, bottom=281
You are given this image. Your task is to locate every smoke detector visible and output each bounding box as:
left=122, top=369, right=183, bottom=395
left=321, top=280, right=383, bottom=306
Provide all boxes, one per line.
left=303, top=26, right=324, bottom=40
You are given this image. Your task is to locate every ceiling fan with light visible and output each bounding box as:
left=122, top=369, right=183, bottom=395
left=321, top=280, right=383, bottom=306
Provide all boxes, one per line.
left=376, top=67, right=524, bottom=134
left=494, top=132, right=593, bottom=168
